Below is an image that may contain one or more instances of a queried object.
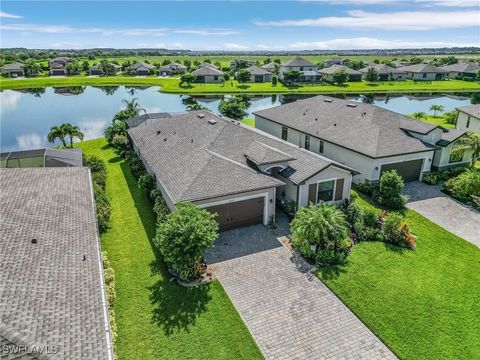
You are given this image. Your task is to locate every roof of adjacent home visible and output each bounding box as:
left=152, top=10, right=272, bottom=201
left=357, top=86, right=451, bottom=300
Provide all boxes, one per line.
left=262, top=62, right=277, bottom=70
left=0, top=167, right=112, bottom=360
left=435, top=128, right=467, bottom=147
left=401, top=63, right=446, bottom=73
left=247, top=65, right=272, bottom=76
left=456, top=104, right=480, bottom=118
left=318, top=65, right=362, bottom=75
left=360, top=63, right=405, bottom=74
left=129, top=62, right=155, bottom=70
left=192, top=65, right=223, bottom=76
left=0, top=62, right=24, bottom=71
left=283, top=56, right=317, bottom=67
left=90, top=62, right=121, bottom=70
left=442, top=62, right=480, bottom=73
left=125, top=111, right=188, bottom=128
left=254, top=95, right=440, bottom=158
left=128, top=111, right=355, bottom=203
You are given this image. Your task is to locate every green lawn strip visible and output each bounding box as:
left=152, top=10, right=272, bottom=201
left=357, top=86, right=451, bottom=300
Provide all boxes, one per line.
left=317, top=193, right=480, bottom=360
left=77, top=138, right=262, bottom=360
left=241, top=117, right=255, bottom=127
left=2, top=76, right=480, bottom=94
left=407, top=114, right=455, bottom=128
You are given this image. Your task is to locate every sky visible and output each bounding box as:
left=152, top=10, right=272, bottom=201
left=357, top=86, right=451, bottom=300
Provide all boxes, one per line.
left=0, top=0, right=479, bottom=50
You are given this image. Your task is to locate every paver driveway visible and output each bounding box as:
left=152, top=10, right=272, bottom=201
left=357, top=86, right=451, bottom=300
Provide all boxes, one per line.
left=206, top=214, right=397, bottom=360
left=404, top=182, right=480, bottom=247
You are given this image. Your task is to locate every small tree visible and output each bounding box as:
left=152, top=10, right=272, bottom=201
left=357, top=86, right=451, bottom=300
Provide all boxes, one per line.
left=332, top=70, right=349, bottom=85
left=63, top=123, right=84, bottom=147
left=82, top=60, right=90, bottom=72
left=154, top=202, right=218, bottom=281
left=99, top=60, right=116, bottom=76
left=272, top=75, right=278, bottom=86
left=376, top=170, right=407, bottom=209
left=429, top=104, right=445, bottom=117
left=387, top=72, right=394, bottom=82
left=453, top=132, right=480, bottom=167
left=218, top=95, right=248, bottom=120
left=365, top=67, right=379, bottom=84
left=223, top=72, right=230, bottom=82
left=283, top=70, right=302, bottom=84
left=236, top=69, right=251, bottom=86
left=179, top=72, right=194, bottom=86
left=412, top=112, right=427, bottom=120
left=47, top=125, right=68, bottom=148
left=444, top=110, right=458, bottom=125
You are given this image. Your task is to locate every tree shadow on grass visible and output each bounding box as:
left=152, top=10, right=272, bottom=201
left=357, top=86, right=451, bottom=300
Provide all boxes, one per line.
left=108, top=156, right=122, bottom=163
left=119, top=160, right=212, bottom=336
left=316, top=263, right=349, bottom=281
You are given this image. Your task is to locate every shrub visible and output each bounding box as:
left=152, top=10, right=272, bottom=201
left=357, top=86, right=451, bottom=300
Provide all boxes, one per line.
left=355, top=182, right=377, bottom=196
left=102, top=252, right=117, bottom=349
left=138, top=173, right=156, bottom=197
left=93, top=183, right=112, bottom=233
left=154, top=202, right=218, bottom=281
left=153, top=194, right=170, bottom=224
left=382, top=213, right=415, bottom=248
left=84, top=154, right=107, bottom=189
left=375, top=170, right=407, bottom=209
left=111, top=134, right=130, bottom=153
left=124, top=150, right=146, bottom=179
left=440, top=166, right=466, bottom=181
left=422, top=172, right=439, bottom=185
left=363, top=209, right=379, bottom=228
left=272, top=75, right=278, bottom=86
left=443, top=169, right=480, bottom=203
left=278, top=198, right=298, bottom=220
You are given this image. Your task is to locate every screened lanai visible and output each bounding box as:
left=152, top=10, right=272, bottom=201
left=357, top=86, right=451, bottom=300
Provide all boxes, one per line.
left=0, top=148, right=83, bottom=168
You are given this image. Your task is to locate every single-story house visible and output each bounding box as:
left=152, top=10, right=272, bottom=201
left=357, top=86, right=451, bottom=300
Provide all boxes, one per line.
left=442, top=62, right=480, bottom=79
left=360, top=63, right=407, bottom=81
left=49, top=56, right=72, bottom=76
left=0, top=148, right=83, bottom=168
left=324, top=55, right=347, bottom=67
left=127, top=111, right=356, bottom=230
left=254, top=95, right=472, bottom=183
left=192, top=65, right=224, bottom=83
left=159, top=62, right=188, bottom=76
left=0, top=167, right=113, bottom=360
left=262, top=62, right=278, bottom=72
left=279, top=56, right=318, bottom=81
left=319, top=65, right=362, bottom=82
left=127, top=62, right=156, bottom=76
left=243, top=65, right=273, bottom=82
left=401, top=63, right=446, bottom=80
left=456, top=104, right=480, bottom=133
left=89, top=63, right=121, bottom=76
left=0, top=62, right=25, bottom=77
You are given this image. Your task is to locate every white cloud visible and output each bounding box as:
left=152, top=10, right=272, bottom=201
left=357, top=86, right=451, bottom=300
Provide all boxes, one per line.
left=137, top=43, right=166, bottom=48
left=300, top=0, right=479, bottom=5
left=415, top=0, right=480, bottom=6
left=79, top=119, right=108, bottom=140
left=16, top=134, right=43, bottom=150
left=288, top=37, right=480, bottom=49
left=0, top=91, right=22, bottom=114
left=173, top=29, right=240, bottom=36
left=254, top=10, right=479, bottom=30
left=0, top=11, right=22, bottom=19
left=171, top=42, right=184, bottom=49
left=225, top=43, right=250, bottom=50
left=51, top=42, right=83, bottom=48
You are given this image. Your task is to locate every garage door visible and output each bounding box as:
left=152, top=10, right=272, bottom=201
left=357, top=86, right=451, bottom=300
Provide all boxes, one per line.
left=380, top=159, right=423, bottom=182
left=205, top=197, right=264, bottom=231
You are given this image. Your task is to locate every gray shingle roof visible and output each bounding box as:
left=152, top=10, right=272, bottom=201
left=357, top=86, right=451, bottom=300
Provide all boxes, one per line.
left=254, top=95, right=438, bottom=158
left=319, top=65, right=362, bottom=75
left=360, top=63, right=405, bottom=75
left=246, top=65, right=272, bottom=76
left=401, top=63, right=446, bottom=73
left=441, top=62, right=480, bottom=73
left=456, top=104, right=480, bottom=118
left=435, top=128, right=467, bottom=147
left=283, top=56, right=317, bottom=67
left=245, top=141, right=296, bottom=166
left=262, top=62, right=277, bottom=70
left=192, top=65, right=223, bottom=76
left=129, top=62, right=155, bottom=70
left=90, top=63, right=121, bottom=70
left=125, top=112, right=188, bottom=128
left=0, top=63, right=24, bottom=71
left=0, top=168, right=112, bottom=360
left=128, top=111, right=353, bottom=202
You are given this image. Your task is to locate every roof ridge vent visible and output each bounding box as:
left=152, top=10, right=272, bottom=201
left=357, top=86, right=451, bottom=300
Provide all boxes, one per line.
left=208, top=119, right=217, bottom=125
left=347, top=103, right=357, bottom=107
left=324, top=98, right=333, bottom=103
left=197, top=113, right=206, bottom=118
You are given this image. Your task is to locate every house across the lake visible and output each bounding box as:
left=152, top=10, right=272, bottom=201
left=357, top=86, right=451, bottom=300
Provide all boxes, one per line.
left=127, top=111, right=356, bottom=230
left=89, top=62, right=121, bottom=76
left=49, top=56, right=72, bottom=76
left=442, top=62, right=480, bottom=79
left=324, top=55, right=347, bottom=67
left=159, top=62, right=188, bottom=76
left=244, top=65, right=273, bottom=83
left=279, top=56, right=319, bottom=82
left=127, top=62, right=156, bottom=76
left=360, top=63, right=407, bottom=81
left=319, top=65, right=362, bottom=82
left=0, top=62, right=25, bottom=77
left=401, top=63, right=446, bottom=80
left=254, top=95, right=472, bottom=183
left=192, top=64, right=224, bottom=83
left=0, top=167, right=113, bottom=360
left=456, top=104, right=480, bottom=133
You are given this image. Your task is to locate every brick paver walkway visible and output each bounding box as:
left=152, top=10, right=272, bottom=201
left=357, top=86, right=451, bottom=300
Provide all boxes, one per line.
left=206, top=216, right=397, bottom=360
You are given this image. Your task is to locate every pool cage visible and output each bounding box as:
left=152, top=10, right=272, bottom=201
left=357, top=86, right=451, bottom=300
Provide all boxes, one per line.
left=0, top=148, right=83, bottom=168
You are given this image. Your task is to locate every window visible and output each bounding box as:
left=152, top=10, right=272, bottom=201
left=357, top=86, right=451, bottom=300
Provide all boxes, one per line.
left=449, top=146, right=464, bottom=163
left=317, top=180, right=335, bottom=202
left=466, top=116, right=471, bottom=128
left=304, top=135, right=310, bottom=150
left=422, top=73, right=427, bottom=78
left=213, top=76, right=218, bottom=81
left=319, top=140, right=324, bottom=153
left=281, top=126, right=288, bottom=141
left=300, top=66, right=304, bottom=71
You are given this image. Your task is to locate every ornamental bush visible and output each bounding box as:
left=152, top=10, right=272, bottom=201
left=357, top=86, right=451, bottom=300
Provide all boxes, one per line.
left=138, top=173, right=156, bottom=197
left=93, top=183, right=112, bottom=233
left=422, top=172, right=440, bottom=185
left=443, top=169, right=480, bottom=203
left=124, top=150, right=146, bottom=179
left=375, top=170, right=407, bottom=209
left=381, top=213, right=416, bottom=248
left=154, top=202, right=218, bottom=281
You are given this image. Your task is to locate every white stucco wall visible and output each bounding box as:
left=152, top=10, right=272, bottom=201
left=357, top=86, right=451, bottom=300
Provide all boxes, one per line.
left=279, top=65, right=317, bottom=79
left=255, top=115, right=435, bottom=182
left=407, top=72, right=441, bottom=81
left=456, top=111, right=480, bottom=133
left=433, top=142, right=473, bottom=169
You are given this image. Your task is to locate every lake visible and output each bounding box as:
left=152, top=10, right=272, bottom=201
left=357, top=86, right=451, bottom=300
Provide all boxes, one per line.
left=0, top=86, right=476, bottom=151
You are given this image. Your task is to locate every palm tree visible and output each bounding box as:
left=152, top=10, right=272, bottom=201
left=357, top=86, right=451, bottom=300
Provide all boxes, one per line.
left=412, top=112, right=427, bottom=120
left=453, top=132, right=480, bottom=167
left=122, top=98, right=141, bottom=115
left=47, top=125, right=68, bottom=148
left=186, top=103, right=207, bottom=111
left=63, top=123, right=84, bottom=147
left=429, top=104, right=445, bottom=117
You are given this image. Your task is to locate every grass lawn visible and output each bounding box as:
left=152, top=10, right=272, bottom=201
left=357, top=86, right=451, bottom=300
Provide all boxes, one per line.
left=317, top=192, right=480, bottom=360
left=241, top=117, right=255, bottom=127
left=77, top=138, right=262, bottom=360
left=2, top=76, right=480, bottom=94
left=407, top=114, right=455, bottom=128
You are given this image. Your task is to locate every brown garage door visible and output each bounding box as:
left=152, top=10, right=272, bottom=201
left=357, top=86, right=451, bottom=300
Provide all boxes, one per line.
left=205, top=197, right=264, bottom=231
left=380, top=159, right=423, bottom=182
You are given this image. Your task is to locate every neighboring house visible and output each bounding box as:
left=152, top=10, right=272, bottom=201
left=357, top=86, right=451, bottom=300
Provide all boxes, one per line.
left=279, top=56, right=319, bottom=82
left=0, top=62, right=25, bottom=77
left=243, top=65, right=273, bottom=83
left=442, top=62, right=480, bottom=79
left=0, top=167, right=113, bottom=360
left=319, top=65, right=363, bottom=82
left=127, top=111, right=356, bottom=230
left=360, top=63, right=407, bottom=81
left=254, top=95, right=471, bottom=183
left=0, top=148, right=83, bottom=168
left=262, top=62, right=278, bottom=72
left=391, top=60, right=409, bottom=68
left=89, top=62, right=121, bottom=76
left=401, top=63, right=446, bottom=80
left=127, top=62, right=156, bottom=76
left=456, top=104, right=480, bottom=133
left=49, top=56, right=72, bottom=76
left=159, top=62, right=188, bottom=76
left=324, top=55, right=347, bottom=67
left=192, top=64, right=224, bottom=83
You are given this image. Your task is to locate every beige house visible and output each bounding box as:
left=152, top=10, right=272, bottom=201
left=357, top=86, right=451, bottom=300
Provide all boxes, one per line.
left=456, top=105, right=480, bottom=133
left=254, top=95, right=471, bottom=183
left=192, top=65, right=224, bottom=83
left=401, top=63, right=446, bottom=80
left=442, top=62, right=479, bottom=79
left=360, top=63, right=407, bottom=81
left=127, top=111, right=356, bottom=230
left=319, top=65, right=362, bottom=82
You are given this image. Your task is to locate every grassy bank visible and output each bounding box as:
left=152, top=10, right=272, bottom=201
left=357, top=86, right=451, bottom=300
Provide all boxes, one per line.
left=2, top=76, right=480, bottom=94
left=317, top=192, right=480, bottom=360
left=77, top=138, right=262, bottom=360
left=407, top=114, right=456, bottom=128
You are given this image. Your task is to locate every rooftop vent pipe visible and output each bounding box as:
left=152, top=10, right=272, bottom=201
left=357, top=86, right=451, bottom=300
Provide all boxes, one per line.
left=208, top=119, right=217, bottom=125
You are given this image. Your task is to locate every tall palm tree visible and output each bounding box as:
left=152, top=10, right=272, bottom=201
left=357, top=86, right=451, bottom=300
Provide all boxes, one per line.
left=63, top=123, right=84, bottom=147
left=453, top=132, right=480, bottom=167
left=47, top=125, right=68, bottom=148
left=122, top=98, right=140, bottom=114
left=429, top=104, right=445, bottom=117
